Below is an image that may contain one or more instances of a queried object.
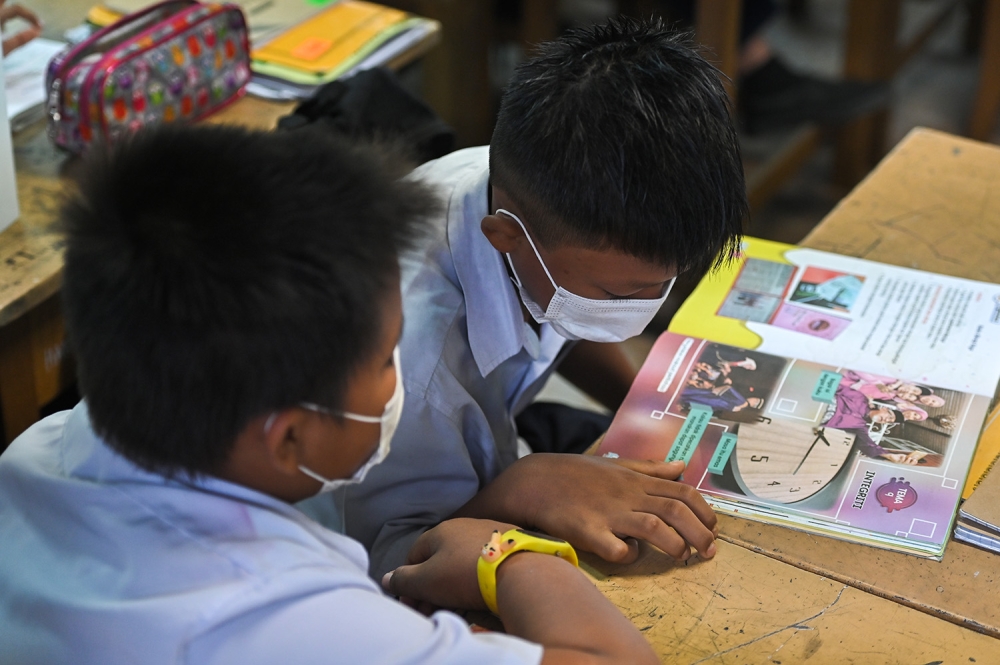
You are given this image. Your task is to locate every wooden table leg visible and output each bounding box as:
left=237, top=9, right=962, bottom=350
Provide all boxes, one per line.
left=694, top=0, right=743, bottom=103
left=384, top=0, right=495, bottom=148
left=418, top=0, right=494, bottom=148
left=834, top=0, right=901, bottom=188
left=969, top=0, right=1000, bottom=140
left=0, top=294, right=72, bottom=446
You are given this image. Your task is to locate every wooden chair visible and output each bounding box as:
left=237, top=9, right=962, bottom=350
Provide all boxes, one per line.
left=379, top=0, right=562, bottom=148
left=969, top=0, right=1000, bottom=140
left=692, top=0, right=963, bottom=211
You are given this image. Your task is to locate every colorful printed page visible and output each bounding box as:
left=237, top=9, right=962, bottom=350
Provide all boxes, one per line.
left=597, top=332, right=991, bottom=558
left=670, top=237, right=1000, bottom=397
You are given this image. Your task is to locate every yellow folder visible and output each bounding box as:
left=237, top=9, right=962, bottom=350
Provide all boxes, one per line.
left=251, top=1, right=408, bottom=75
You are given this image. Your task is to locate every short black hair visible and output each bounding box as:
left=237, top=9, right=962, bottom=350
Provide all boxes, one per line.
left=490, top=17, right=746, bottom=276
left=62, top=125, right=437, bottom=477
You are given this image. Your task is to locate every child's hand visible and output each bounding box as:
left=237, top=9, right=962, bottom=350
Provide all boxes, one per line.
left=1, top=1, right=42, bottom=55
left=382, top=518, right=514, bottom=612
left=466, top=454, right=717, bottom=564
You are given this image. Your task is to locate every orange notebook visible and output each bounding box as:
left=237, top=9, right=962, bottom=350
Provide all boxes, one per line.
left=962, top=401, right=1000, bottom=499
left=251, top=1, right=408, bottom=75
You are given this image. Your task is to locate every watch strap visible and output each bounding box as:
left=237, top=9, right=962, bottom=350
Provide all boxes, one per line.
left=476, top=528, right=578, bottom=615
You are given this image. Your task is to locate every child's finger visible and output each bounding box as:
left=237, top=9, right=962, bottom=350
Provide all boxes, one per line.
left=577, top=528, right=640, bottom=564
left=1, top=26, right=39, bottom=54
left=385, top=561, right=485, bottom=611
left=616, top=511, right=691, bottom=560
left=617, top=506, right=718, bottom=561
left=382, top=564, right=421, bottom=599
left=611, top=458, right=685, bottom=481
left=642, top=477, right=718, bottom=530
left=0, top=3, right=42, bottom=28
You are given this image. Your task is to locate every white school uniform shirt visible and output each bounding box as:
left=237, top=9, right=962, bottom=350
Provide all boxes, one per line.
left=300, top=147, right=570, bottom=579
left=0, top=403, right=541, bottom=665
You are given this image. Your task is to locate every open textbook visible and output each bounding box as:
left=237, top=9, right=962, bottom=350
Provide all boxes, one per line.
left=670, top=237, right=1000, bottom=396
left=598, top=238, right=1000, bottom=558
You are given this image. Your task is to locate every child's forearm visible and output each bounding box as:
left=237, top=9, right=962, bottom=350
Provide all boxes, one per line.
left=496, top=552, right=658, bottom=665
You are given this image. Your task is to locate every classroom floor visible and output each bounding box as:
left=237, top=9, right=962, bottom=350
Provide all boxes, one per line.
left=538, top=0, right=1000, bottom=412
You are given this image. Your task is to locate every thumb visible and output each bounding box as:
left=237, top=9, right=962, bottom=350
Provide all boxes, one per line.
left=382, top=564, right=422, bottom=599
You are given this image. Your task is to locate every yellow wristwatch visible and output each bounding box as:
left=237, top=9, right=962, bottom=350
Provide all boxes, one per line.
left=477, top=528, right=579, bottom=615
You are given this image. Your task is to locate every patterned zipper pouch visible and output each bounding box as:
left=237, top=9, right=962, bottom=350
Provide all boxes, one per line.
left=47, top=0, right=250, bottom=153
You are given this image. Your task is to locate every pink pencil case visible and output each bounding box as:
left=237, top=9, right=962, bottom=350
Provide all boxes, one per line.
left=46, top=0, right=250, bottom=153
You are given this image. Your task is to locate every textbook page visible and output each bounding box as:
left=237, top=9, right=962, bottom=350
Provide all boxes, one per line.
left=670, top=237, right=1000, bottom=397
left=598, top=332, right=991, bottom=559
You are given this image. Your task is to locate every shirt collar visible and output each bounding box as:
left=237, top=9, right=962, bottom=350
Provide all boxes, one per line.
left=57, top=402, right=371, bottom=570
left=61, top=402, right=319, bottom=526
left=447, top=166, right=538, bottom=377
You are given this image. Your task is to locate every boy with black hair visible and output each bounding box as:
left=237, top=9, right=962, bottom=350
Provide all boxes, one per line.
left=317, top=17, right=748, bottom=578
left=0, top=125, right=657, bottom=665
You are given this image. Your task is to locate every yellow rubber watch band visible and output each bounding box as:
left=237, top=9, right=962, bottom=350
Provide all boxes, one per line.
left=476, top=528, right=579, bottom=615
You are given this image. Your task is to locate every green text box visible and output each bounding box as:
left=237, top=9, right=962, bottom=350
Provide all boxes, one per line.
left=811, top=370, right=843, bottom=403
left=708, top=433, right=738, bottom=475
left=666, top=404, right=713, bottom=464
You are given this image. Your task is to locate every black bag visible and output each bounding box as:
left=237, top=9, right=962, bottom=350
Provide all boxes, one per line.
left=277, top=67, right=455, bottom=164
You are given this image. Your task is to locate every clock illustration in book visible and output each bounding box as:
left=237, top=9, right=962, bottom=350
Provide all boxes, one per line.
left=731, top=421, right=856, bottom=503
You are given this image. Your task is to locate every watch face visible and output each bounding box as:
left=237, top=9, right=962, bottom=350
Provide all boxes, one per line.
left=732, top=420, right=855, bottom=503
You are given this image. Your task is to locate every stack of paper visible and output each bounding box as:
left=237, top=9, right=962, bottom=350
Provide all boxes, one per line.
left=249, top=1, right=436, bottom=100
left=90, top=0, right=436, bottom=101
left=955, top=413, right=1000, bottom=554
left=2, top=38, right=66, bottom=132
left=1, top=47, right=20, bottom=233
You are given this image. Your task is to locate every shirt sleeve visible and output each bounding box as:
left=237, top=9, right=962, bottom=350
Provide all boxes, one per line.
left=186, top=587, right=542, bottom=665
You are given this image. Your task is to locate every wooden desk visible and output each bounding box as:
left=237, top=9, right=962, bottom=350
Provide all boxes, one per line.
left=0, top=14, right=438, bottom=445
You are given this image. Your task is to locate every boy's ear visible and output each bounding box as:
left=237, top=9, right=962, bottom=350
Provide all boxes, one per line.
left=481, top=214, right=525, bottom=254
left=261, top=409, right=309, bottom=477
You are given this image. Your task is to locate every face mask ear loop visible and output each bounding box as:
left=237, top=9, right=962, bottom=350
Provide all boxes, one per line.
left=298, top=465, right=331, bottom=484
left=496, top=208, right=559, bottom=291
left=663, top=276, right=677, bottom=298
left=300, top=402, right=382, bottom=424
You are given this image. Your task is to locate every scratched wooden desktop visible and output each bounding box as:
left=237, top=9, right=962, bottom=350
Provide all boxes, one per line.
left=5, top=59, right=1000, bottom=663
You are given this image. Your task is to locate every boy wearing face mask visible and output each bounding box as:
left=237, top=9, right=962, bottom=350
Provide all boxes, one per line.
left=307, top=17, right=747, bottom=579
left=0, top=126, right=659, bottom=665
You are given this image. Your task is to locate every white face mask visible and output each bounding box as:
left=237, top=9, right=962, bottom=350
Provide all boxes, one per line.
left=496, top=209, right=675, bottom=343
left=267, top=346, right=404, bottom=494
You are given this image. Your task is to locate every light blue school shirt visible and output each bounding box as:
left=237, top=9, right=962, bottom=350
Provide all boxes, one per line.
left=0, top=403, right=541, bottom=665
left=300, top=147, right=570, bottom=579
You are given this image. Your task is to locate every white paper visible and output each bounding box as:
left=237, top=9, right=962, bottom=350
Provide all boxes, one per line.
left=744, top=248, right=1000, bottom=396
left=3, top=38, right=65, bottom=124
left=0, top=48, right=21, bottom=233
